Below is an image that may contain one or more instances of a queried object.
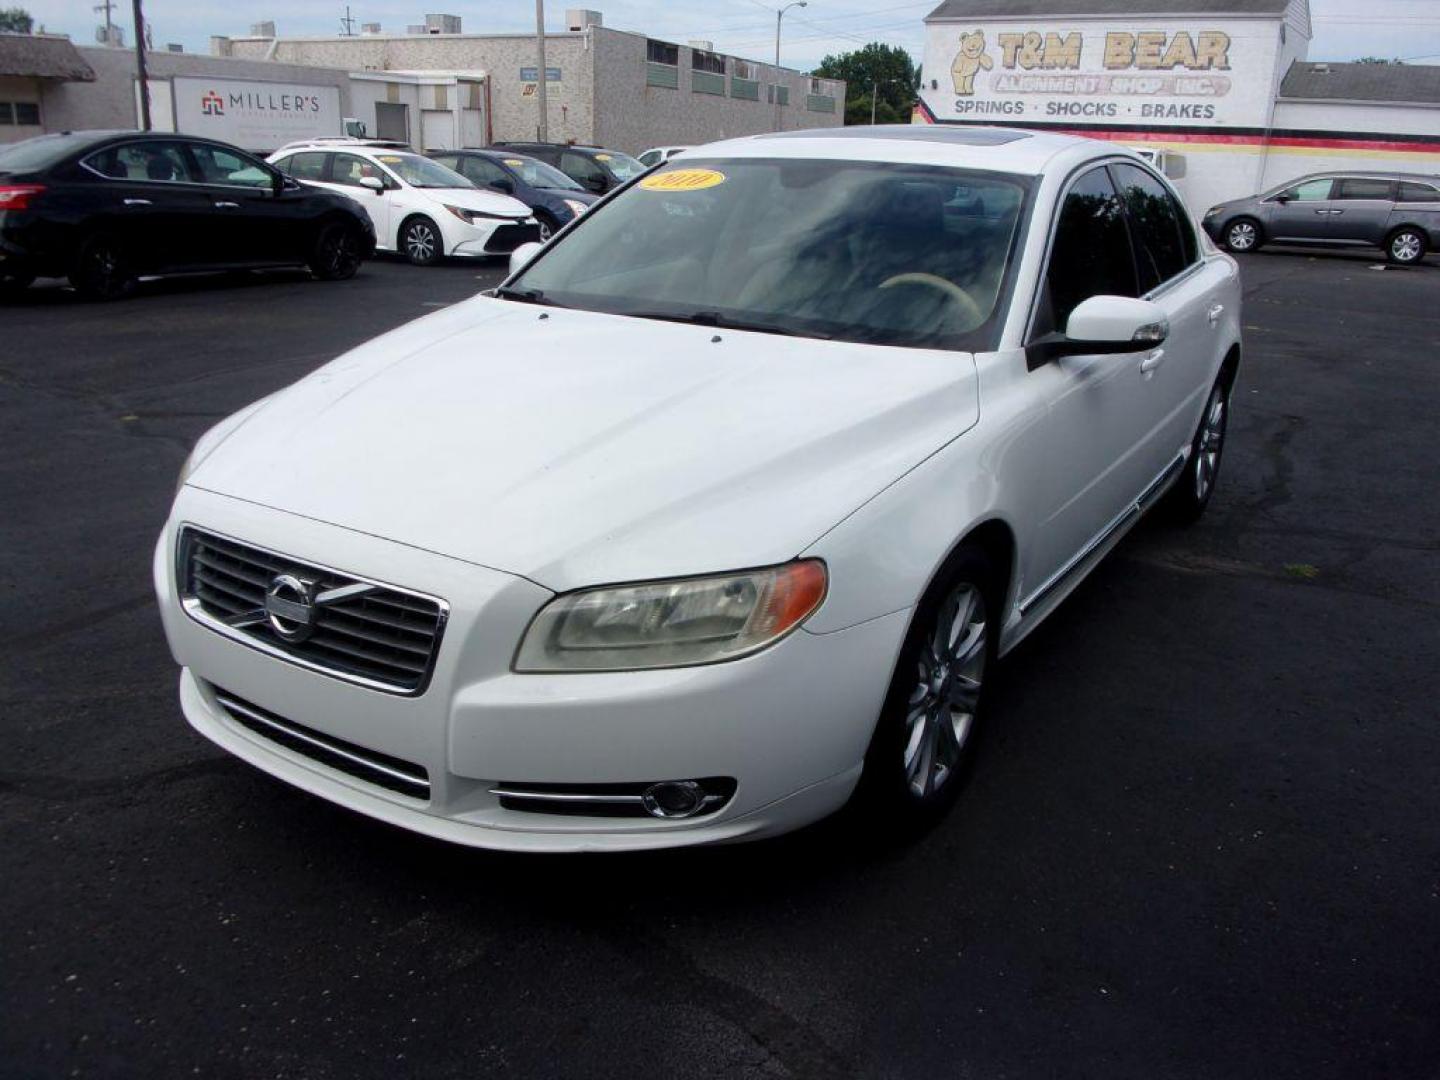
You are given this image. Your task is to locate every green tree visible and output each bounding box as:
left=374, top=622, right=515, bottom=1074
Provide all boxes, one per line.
left=814, top=42, right=918, bottom=125
left=0, top=7, right=33, bottom=33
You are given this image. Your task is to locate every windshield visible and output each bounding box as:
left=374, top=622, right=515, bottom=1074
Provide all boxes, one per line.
left=509, top=158, right=1029, bottom=351
left=375, top=153, right=472, bottom=189
left=500, top=155, right=583, bottom=191
left=0, top=132, right=98, bottom=173
left=596, top=152, right=646, bottom=181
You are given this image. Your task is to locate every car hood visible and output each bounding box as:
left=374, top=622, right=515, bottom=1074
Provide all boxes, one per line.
left=187, top=299, right=979, bottom=591
left=535, top=186, right=597, bottom=204
left=424, top=187, right=532, bottom=218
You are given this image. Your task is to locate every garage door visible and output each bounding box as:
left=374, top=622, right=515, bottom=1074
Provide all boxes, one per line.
left=421, top=110, right=454, bottom=152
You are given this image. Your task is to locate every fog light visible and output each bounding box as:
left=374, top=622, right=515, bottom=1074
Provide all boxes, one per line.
left=641, top=780, right=706, bottom=819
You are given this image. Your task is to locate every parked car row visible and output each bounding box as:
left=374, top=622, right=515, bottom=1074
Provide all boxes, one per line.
left=0, top=133, right=649, bottom=299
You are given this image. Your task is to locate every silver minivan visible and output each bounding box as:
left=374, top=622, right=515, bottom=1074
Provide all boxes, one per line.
left=1202, top=172, right=1439, bottom=265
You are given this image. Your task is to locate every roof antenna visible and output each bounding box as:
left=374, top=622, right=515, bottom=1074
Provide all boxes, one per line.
left=340, top=5, right=356, bottom=36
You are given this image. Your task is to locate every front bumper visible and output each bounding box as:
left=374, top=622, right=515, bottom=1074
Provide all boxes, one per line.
left=450, top=219, right=541, bottom=258
left=155, top=488, right=907, bottom=852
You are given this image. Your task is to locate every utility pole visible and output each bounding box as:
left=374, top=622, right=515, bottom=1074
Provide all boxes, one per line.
left=94, top=0, right=115, bottom=46
left=773, top=1, right=807, bottom=132
left=131, top=0, right=150, bottom=130
left=535, top=0, right=548, bottom=141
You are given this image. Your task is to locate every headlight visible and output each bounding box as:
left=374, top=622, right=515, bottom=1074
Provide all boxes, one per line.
left=443, top=204, right=518, bottom=224
left=514, top=560, right=828, bottom=672
left=562, top=198, right=589, bottom=218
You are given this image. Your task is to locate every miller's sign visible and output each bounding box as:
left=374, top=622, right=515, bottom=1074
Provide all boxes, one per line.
left=169, top=75, right=343, bottom=151
left=923, top=19, right=1273, bottom=127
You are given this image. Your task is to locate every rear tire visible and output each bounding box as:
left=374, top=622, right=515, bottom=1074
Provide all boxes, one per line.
left=850, top=545, right=998, bottom=838
left=309, top=220, right=364, bottom=281
left=400, top=215, right=442, bottom=266
left=1386, top=227, right=1427, bottom=266
left=69, top=233, right=137, bottom=300
left=1223, top=217, right=1261, bottom=253
left=1161, top=374, right=1230, bottom=524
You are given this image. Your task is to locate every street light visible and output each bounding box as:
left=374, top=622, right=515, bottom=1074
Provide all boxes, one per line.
left=773, top=1, right=807, bottom=133
left=535, top=0, right=548, bottom=141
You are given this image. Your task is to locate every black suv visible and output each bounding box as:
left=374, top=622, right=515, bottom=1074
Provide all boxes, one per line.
left=0, top=130, right=376, bottom=299
left=488, top=142, right=646, bottom=195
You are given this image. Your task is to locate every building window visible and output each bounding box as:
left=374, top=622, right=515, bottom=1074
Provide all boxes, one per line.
left=692, top=49, right=726, bottom=75
left=0, top=101, right=41, bottom=125
left=767, top=84, right=790, bottom=106
left=647, top=38, right=680, bottom=88
left=731, top=60, right=760, bottom=101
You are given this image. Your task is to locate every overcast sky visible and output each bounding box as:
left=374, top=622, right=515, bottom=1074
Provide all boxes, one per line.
left=26, top=0, right=1440, bottom=72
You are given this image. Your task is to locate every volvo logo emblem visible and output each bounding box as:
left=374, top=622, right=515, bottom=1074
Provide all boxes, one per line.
left=265, top=574, right=317, bottom=643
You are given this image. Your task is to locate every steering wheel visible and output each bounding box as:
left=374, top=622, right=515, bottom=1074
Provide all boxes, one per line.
left=877, top=273, right=985, bottom=329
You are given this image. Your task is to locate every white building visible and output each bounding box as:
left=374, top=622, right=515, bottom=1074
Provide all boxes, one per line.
left=917, top=0, right=1440, bottom=211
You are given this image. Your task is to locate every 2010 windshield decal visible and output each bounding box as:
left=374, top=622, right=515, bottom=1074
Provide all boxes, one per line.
left=639, top=168, right=726, bottom=192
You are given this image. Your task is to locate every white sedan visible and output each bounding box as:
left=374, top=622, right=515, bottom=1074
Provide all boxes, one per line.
left=156, top=127, right=1241, bottom=851
left=268, top=144, right=538, bottom=265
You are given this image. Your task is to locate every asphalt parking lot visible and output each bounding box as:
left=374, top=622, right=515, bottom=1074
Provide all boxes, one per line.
left=3, top=248, right=1437, bottom=1079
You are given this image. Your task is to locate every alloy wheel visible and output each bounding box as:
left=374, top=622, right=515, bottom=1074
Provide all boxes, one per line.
left=316, top=225, right=361, bottom=278
left=1227, top=221, right=1256, bottom=252
left=1194, top=385, right=1227, bottom=502
left=404, top=221, right=437, bottom=264
left=904, top=582, right=988, bottom=799
left=537, top=219, right=554, bottom=242
left=1391, top=231, right=1423, bottom=264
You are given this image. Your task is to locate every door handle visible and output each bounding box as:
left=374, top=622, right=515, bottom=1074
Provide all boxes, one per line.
left=1207, top=303, right=1225, bottom=325
left=122, top=198, right=151, bottom=206
left=1140, top=348, right=1165, bottom=374
left=213, top=200, right=241, bottom=209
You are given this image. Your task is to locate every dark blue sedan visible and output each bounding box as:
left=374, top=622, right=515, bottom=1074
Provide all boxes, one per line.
left=427, top=149, right=598, bottom=241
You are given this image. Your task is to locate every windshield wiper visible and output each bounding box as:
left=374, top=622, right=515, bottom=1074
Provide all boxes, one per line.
left=625, top=310, right=831, bottom=339
left=495, top=286, right=565, bottom=308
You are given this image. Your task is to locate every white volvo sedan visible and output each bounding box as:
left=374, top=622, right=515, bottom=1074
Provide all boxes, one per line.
left=155, top=127, right=1241, bottom=852
left=267, top=143, right=538, bottom=265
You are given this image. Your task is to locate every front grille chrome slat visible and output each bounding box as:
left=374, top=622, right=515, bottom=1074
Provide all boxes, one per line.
left=214, top=689, right=430, bottom=799
left=179, top=528, right=447, bottom=695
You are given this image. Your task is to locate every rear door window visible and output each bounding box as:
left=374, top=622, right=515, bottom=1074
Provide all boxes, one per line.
left=1395, top=181, right=1438, bottom=203
left=1335, top=178, right=1395, bottom=201
left=280, top=152, right=329, bottom=181
left=1111, top=162, right=1192, bottom=292
left=85, top=141, right=196, bottom=183
left=1041, top=166, right=1139, bottom=333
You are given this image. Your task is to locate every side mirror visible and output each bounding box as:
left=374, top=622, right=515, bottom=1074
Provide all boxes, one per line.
left=489, top=178, right=515, bottom=194
left=1274, top=192, right=1292, bottom=204
left=359, top=176, right=385, bottom=194
left=584, top=175, right=607, bottom=194
left=1027, top=296, right=1168, bottom=365
left=509, top=241, right=544, bottom=276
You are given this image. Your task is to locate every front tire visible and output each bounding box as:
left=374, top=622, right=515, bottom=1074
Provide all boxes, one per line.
left=400, top=216, right=442, bottom=266
left=1386, top=227, right=1427, bottom=266
left=1162, top=374, right=1230, bottom=524
left=309, top=220, right=364, bottom=280
left=69, top=233, right=137, bottom=300
left=534, top=211, right=558, bottom=243
left=851, top=545, right=998, bottom=835
left=1223, top=217, right=1261, bottom=253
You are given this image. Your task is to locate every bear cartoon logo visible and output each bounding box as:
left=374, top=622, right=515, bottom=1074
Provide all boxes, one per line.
left=951, top=30, right=993, bottom=96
